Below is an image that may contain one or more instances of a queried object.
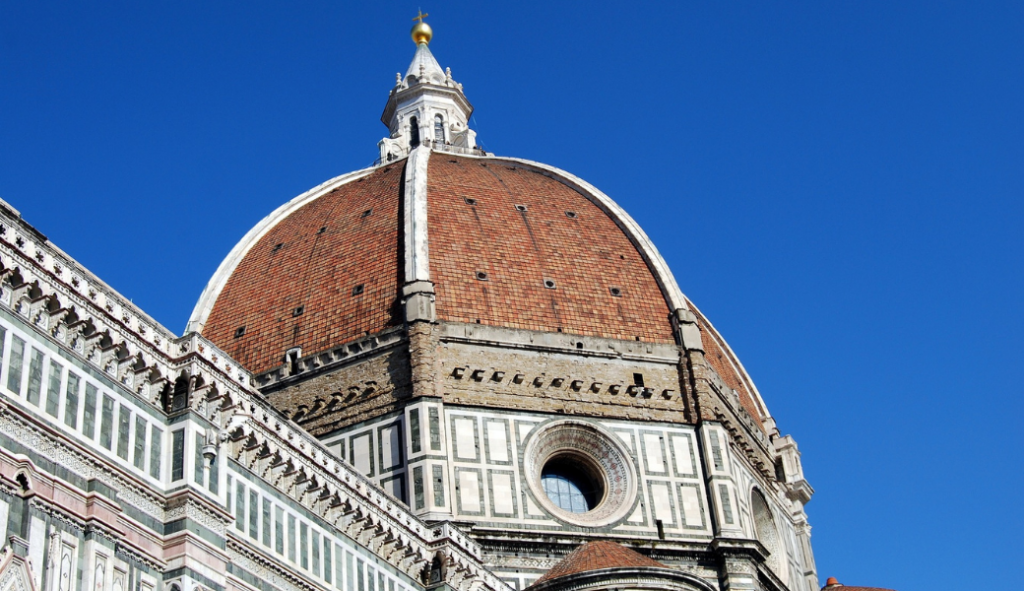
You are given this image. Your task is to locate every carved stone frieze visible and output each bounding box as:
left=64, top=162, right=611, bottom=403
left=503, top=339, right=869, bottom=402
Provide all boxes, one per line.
left=164, top=496, right=230, bottom=535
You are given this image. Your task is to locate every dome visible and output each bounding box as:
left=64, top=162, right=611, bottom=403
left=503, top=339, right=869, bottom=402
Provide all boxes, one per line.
left=529, top=541, right=669, bottom=588
left=192, top=155, right=676, bottom=368
left=186, top=26, right=772, bottom=434
left=188, top=150, right=769, bottom=429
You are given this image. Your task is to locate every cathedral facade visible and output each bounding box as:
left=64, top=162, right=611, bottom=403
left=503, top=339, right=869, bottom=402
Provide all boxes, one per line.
left=0, top=19, right=819, bottom=591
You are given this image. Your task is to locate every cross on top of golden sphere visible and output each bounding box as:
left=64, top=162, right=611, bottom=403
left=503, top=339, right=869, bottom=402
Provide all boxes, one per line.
left=410, top=10, right=433, bottom=45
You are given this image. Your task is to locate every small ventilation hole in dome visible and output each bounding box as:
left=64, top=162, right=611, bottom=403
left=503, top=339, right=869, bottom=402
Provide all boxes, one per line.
left=361, top=209, right=373, bottom=218
left=318, top=226, right=327, bottom=234
left=352, top=284, right=364, bottom=296
left=609, top=286, right=623, bottom=297
left=465, top=197, right=477, bottom=205
left=292, top=306, right=304, bottom=317
left=476, top=271, right=489, bottom=281
left=565, top=211, right=578, bottom=219
left=272, top=243, right=283, bottom=252
left=234, top=326, right=246, bottom=338
left=515, top=204, right=528, bottom=212
left=543, top=279, right=556, bottom=289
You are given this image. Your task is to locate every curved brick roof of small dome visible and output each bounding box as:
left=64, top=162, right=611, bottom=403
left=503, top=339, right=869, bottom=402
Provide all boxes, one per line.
left=821, top=579, right=897, bottom=591
left=529, top=541, right=668, bottom=588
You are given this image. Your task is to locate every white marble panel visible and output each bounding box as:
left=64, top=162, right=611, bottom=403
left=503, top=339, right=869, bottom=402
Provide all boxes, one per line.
left=643, top=433, right=665, bottom=472
left=680, top=485, right=703, bottom=527
left=454, top=417, right=477, bottom=461
left=672, top=435, right=695, bottom=476
left=381, top=425, right=401, bottom=470
left=651, top=482, right=674, bottom=525
left=491, top=472, right=513, bottom=514
left=352, top=434, right=372, bottom=475
left=29, top=516, right=45, bottom=588
left=486, top=422, right=508, bottom=463
left=459, top=470, right=480, bottom=512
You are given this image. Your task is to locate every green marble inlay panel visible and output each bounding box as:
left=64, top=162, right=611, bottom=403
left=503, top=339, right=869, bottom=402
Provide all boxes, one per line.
left=7, top=334, right=25, bottom=395
left=64, top=373, right=80, bottom=429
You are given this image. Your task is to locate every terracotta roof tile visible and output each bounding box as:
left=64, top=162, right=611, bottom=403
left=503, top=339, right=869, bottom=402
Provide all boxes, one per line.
left=822, top=578, right=896, bottom=591
left=203, top=164, right=405, bottom=373
left=529, top=541, right=667, bottom=587
left=203, top=154, right=681, bottom=373
left=428, top=156, right=675, bottom=343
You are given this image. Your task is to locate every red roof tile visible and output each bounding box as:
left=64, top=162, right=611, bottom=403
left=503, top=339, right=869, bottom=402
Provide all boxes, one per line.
left=427, top=156, right=675, bottom=343
left=203, top=155, right=683, bottom=374
left=203, top=164, right=405, bottom=373
left=822, top=578, right=896, bottom=591
left=530, top=541, right=667, bottom=587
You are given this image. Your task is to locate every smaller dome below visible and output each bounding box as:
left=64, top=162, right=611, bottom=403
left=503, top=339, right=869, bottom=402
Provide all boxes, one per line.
left=529, top=541, right=668, bottom=588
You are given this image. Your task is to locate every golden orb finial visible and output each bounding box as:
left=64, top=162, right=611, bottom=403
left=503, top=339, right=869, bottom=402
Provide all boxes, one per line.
left=411, top=10, right=432, bottom=45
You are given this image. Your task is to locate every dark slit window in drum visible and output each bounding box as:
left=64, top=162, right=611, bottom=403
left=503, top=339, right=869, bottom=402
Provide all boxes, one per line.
left=409, top=116, right=420, bottom=147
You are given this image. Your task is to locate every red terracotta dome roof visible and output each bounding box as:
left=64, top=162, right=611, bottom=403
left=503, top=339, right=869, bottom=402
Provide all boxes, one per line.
left=190, top=149, right=773, bottom=429
left=199, top=164, right=405, bottom=374
left=192, top=153, right=687, bottom=374
left=821, top=577, right=897, bottom=591
left=529, top=541, right=668, bottom=588
left=426, top=156, right=675, bottom=341
left=190, top=149, right=771, bottom=433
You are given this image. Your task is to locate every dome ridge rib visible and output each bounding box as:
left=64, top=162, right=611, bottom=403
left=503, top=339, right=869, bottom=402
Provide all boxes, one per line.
left=403, top=146, right=432, bottom=284
left=686, top=296, right=773, bottom=426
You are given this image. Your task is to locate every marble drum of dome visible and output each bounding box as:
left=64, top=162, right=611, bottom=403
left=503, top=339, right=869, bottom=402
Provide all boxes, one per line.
left=523, top=420, right=637, bottom=527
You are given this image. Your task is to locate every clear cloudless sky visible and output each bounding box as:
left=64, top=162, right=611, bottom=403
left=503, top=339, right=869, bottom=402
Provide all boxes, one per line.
left=2, top=3, right=1021, bottom=589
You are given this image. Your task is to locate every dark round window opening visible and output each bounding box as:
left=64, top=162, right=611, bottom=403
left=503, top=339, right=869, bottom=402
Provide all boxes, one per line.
left=541, top=456, right=603, bottom=513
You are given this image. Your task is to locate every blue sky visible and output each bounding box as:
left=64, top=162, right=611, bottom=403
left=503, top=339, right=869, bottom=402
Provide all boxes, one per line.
left=2, top=3, right=1021, bottom=589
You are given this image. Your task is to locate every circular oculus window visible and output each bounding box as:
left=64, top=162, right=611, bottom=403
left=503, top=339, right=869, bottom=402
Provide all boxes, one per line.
left=523, top=420, right=637, bottom=527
